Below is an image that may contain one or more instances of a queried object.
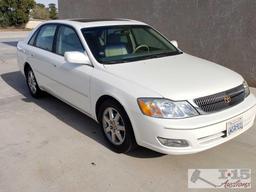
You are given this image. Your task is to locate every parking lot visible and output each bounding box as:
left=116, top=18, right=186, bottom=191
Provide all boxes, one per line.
left=0, top=31, right=255, bottom=192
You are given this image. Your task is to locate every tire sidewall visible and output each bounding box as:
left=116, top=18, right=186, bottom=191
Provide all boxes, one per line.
left=99, top=99, right=136, bottom=153
left=25, top=67, right=41, bottom=98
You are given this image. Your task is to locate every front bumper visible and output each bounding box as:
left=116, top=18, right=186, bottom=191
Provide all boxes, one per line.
left=131, top=94, right=256, bottom=155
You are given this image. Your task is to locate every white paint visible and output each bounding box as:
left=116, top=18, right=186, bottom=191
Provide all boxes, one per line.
left=17, top=19, right=256, bottom=154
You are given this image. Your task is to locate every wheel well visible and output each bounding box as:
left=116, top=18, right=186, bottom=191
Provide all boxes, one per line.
left=95, top=95, right=138, bottom=147
left=24, top=62, right=31, bottom=75
left=95, top=95, right=123, bottom=121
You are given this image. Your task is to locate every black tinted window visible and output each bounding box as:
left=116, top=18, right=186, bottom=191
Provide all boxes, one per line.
left=35, top=25, right=57, bottom=51
left=56, top=26, right=84, bottom=55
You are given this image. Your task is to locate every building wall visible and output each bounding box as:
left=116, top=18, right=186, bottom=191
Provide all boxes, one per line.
left=59, top=0, right=256, bottom=86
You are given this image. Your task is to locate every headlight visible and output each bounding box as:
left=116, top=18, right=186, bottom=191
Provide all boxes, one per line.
left=137, top=98, right=199, bottom=119
left=243, top=81, right=250, bottom=98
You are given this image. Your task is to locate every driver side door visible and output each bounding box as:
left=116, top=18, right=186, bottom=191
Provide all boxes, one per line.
left=49, top=25, right=93, bottom=114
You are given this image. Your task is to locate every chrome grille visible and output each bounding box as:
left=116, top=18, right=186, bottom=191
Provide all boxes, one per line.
left=194, top=84, right=245, bottom=113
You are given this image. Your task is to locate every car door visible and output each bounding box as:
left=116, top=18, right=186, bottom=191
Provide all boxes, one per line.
left=48, top=25, right=93, bottom=114
left=26, top=24, right=58, bottom=91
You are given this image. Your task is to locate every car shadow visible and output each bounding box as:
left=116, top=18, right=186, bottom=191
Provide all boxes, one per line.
left=1, top=71, right=164, bottom=158
left=1, top=41, right=19, bottom=47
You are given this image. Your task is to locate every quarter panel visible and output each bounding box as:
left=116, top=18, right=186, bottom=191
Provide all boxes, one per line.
left=17, top=41, right=27, bottom=75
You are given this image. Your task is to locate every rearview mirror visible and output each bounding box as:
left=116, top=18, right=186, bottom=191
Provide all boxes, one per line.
left=64, top=51, right=91, bottom=65
left=171, top=40, right=178, bottom=48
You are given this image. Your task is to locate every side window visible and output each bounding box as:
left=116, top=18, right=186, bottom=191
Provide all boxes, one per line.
left=28, top=29, right=39, bottom=45
left=56, top=26, right=84, bottom=56
left=35, top=25, right=57, bottom=51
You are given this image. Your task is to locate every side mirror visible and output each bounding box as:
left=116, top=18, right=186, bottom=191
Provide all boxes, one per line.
left=64, top=51, right=91, bottom=65
left=171, top=40, right=178, bottom=48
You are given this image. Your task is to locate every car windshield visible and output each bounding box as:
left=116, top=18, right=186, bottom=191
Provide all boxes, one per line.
left=81, top=25, right=182, bottom=64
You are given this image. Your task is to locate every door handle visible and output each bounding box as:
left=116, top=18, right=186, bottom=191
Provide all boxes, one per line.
left=50, top=63, right=57, bottom=67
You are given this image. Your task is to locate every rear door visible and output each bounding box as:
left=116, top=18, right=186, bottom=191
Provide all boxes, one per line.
left=26, top=24, right=58, bottom=90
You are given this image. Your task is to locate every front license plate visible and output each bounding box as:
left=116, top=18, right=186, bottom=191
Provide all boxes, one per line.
left=227, top=117, right=243, bottom=136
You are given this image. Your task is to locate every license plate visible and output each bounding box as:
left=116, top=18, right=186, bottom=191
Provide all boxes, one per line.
left=227, top=117, right=243, bottom=136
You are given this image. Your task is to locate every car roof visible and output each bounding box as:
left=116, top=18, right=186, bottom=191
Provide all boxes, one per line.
left=43, top=18, right=147, bottom=29
left=70, top=18, right=133, bottom=22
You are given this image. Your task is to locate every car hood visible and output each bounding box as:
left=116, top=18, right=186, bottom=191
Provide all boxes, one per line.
left=104, top=53, right=244, bottom=100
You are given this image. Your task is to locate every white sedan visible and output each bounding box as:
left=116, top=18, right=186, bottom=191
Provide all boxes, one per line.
left=17, top=19, right=256, bottom=154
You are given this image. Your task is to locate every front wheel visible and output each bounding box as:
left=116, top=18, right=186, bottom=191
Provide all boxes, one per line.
left=99, top=99, right=137, bottom=153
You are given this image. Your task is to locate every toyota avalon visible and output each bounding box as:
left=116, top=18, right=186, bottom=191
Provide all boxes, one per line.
left=17, top=19, right=256, bottom=154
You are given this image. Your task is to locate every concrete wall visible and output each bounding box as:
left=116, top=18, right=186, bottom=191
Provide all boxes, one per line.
left=59, top=0, right=256, bottom=86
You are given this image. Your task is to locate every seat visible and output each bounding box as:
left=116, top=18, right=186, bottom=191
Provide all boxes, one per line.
left=105, top=45, right=128, bottom=57
left=104, top=34, right=128, bottom=57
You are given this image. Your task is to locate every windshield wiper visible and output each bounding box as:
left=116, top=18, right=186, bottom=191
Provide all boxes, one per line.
left=103, top=59, right=131, bottom=64
left=102, top=51, right=183, bottom=64
left=143, top=51, right=182, bottom=59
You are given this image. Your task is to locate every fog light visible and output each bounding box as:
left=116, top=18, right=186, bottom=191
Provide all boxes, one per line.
left=157, top=137, right=189, bottom=147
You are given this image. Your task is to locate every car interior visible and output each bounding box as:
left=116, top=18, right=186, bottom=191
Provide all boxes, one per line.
left=82, top=26, right=178, bottom=63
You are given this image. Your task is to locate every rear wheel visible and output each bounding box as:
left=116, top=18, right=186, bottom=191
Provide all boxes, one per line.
left=25, top=67, right=42, bottom=98
left=99, top=99, right=137, bottom=153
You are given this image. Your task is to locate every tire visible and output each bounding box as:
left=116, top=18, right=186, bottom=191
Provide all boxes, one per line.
left=98, top=99, right=137, bottom=153
left=25, top=66, right=42, bottom=98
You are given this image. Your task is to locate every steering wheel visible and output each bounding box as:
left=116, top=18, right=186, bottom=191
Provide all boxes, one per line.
left=133, top=44, right=150, bottom=53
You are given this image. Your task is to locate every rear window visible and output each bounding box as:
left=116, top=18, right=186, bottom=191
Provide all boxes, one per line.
left=35, top=25, right=57, bottom=51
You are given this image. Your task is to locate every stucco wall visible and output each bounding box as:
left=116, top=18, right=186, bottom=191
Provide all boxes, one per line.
left=58, top=0, right=256, bottom=86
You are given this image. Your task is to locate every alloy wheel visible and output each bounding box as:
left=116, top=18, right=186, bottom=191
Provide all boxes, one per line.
left=27, top=71, right=37, bottom=94
left=102, top=107, right=126, bottom=145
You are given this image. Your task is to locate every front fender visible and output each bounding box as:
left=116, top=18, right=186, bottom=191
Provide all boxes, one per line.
left=90, top=68, right=162, bottom=143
